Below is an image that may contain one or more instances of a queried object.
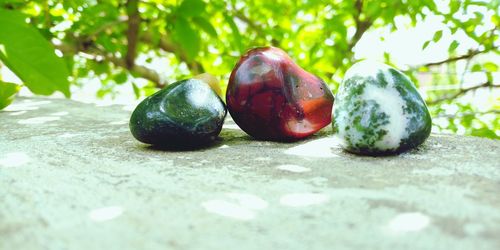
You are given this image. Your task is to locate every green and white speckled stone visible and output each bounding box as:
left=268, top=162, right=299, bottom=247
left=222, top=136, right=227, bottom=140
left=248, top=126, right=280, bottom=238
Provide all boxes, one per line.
left=333, top=60, right=432, bottom=155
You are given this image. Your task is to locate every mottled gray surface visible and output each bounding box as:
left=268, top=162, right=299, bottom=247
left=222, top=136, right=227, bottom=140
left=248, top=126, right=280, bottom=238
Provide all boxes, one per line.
left=0, top=97, right=499, bottom=250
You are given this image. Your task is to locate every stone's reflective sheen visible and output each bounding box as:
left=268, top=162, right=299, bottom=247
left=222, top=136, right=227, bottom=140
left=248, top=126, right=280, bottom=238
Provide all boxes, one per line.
left=130, top=79, right=226, bottom=147
left=226, top=47, right=334, bottom=141
left=333, top=60, right=432, bottom=155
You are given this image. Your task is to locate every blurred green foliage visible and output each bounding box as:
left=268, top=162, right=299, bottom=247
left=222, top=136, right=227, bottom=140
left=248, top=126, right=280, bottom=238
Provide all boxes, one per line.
left=0, top=0, right=498, bottom=138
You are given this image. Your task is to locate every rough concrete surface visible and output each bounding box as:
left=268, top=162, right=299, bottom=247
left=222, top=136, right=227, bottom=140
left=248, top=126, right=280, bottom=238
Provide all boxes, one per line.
left=0, top=97, right=499, bottom=250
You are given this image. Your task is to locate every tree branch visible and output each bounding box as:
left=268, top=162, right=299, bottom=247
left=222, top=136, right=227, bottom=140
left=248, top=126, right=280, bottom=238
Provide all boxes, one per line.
left=87, top=17, right=128, bottom=39
left=233, top=10, right=280, bottom=47
left=427, top=81, right=499, bottom=105
left=55, top=42, right=165, bottom=88
left=435, top=110, right=500, bottom=119
left=125, top=0, right=140, bottom=69
left=140, top=32, right=204, bottom=74
left=423, top=46, right=498, bottom=68
left=347, top=0, right=372, bottom=51
left=81, top=16, right=204, bottom=75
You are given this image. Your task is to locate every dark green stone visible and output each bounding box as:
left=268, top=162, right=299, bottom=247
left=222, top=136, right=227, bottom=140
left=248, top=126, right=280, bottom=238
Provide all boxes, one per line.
left=129, top=79, right=227, bottom=148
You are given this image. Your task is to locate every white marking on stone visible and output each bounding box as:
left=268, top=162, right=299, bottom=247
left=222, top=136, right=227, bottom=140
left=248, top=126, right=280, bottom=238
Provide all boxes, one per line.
left=0, top=152, right=30, bottom=168
left=250, top=64, right=272, bottom=75
left=223, top=124, right=241, bottom=130
left=3, top=101, right=51, bottom=111
left=18, top=116, right=60, bottom=125
left=280, top=193, right=329, bottom=207
left=387, top=212, right=430, bottom=233
left=284, top=137, right=341, bottom=158
left=9, top=111, right=27, bottom=116
left=89, top=206, right=124, bottom=222
left=218, top=144, right=230, bottom=149
left=202, top=200, right=256, bottom=220
left=189, top=87, right=212, bottom=109
left=50, top=111, right=69, bottom=116
left=362, top=83, right=409, bottom=150
left=276, top=164, right=311, bottom=173
left=226, top=193, right=268, bottom=210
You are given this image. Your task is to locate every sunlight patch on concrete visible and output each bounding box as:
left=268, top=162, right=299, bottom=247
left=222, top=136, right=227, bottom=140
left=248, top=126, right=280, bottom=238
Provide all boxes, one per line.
left=284, top=137, right=341, bottom=158
left=18, top=116, right=60, bottom=125
left=386, top=212, right=431, bottom=234
left=0, top=152, right=30, bottom=168
left=4, top=100, right=51, bottom=111
left=89, top=206, right=124, bottom=222
left=202, top=193, right=268, bottom=221
left=276, top=164, right=311, bottom=173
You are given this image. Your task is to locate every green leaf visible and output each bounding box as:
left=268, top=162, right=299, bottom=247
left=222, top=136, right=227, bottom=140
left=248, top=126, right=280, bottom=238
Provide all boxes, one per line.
left=192, top=16, right=218, bottom=38
left=483, top=62, right=498, bottom=72
left=132, top=82, right=141, bottom=99
left=173, top=17, right=200, bottom=60
left=0, top=8, right=70, bottom=97
left=0, top=81, right=21, bottom=110
left=448, top=40, right=459, bottom=53
left=178, top=0, right=206, bottom=17
left=422, top=40, right=431, bottom=50
left=114, top=72, right=128, bottom=85
left=223, top=13, right=243, bottom=52
left=433, top=30, right=443, bottom=43
left=471, top=64, right=482, bottom=72
left=486, top=72, right=493, bottom=83
left=383, top=51, right=391, bottom=63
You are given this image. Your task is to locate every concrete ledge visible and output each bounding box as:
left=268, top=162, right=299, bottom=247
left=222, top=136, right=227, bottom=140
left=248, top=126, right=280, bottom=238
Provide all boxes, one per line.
left=1, top=97, right=499, bottom=250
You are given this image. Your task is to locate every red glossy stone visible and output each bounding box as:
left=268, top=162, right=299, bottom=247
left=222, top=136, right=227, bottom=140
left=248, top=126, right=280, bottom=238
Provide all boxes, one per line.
left=226, top=47, right=334, bottom=141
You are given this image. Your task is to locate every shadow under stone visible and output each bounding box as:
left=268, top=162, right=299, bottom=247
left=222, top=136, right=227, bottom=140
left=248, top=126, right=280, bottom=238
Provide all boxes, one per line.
left=140, top=137, right=225, bottom=152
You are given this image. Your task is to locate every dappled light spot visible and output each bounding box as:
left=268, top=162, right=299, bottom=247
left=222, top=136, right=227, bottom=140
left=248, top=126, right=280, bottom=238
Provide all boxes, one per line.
left=226, top=193, right=269, bottom=210
left=58, top=133, right=79, bottom=138
left=88, top=206, right=124, bottom=222
left=0, top=152, right=30, bottom=168
left=387, top=212, right=430, bottom=233
left=255, top=157, right=271, bottom=161
left=18, top=116, right=60, bottom=125
left=8, top=111, right=27, bottom=116
left=50, top=111, right=69, bottom=116
left=202, top=200, right=256, bottom=221
left=108, top=120, right=129, bottom=125
left=202, top=193, right=268, bottom=220
left=276, top=164, right=311, bottom=173
left=223, top=124, right=241, bottom=130
left=218, top=144, right=230, bottom=149
left=279, top=193, right=329, bottom=207
left=3, top=100, right=51, bottom=111
left=284, top=137, right=341, bottom=158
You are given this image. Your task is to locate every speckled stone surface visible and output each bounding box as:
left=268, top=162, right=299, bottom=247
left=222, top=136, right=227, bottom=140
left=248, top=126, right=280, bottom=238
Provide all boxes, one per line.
left=1, top=97, right=499, bottom=250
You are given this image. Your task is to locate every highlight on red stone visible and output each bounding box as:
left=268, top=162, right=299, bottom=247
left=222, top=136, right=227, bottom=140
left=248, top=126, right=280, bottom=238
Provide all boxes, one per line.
left=226, top=47, right=334, bottom=141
